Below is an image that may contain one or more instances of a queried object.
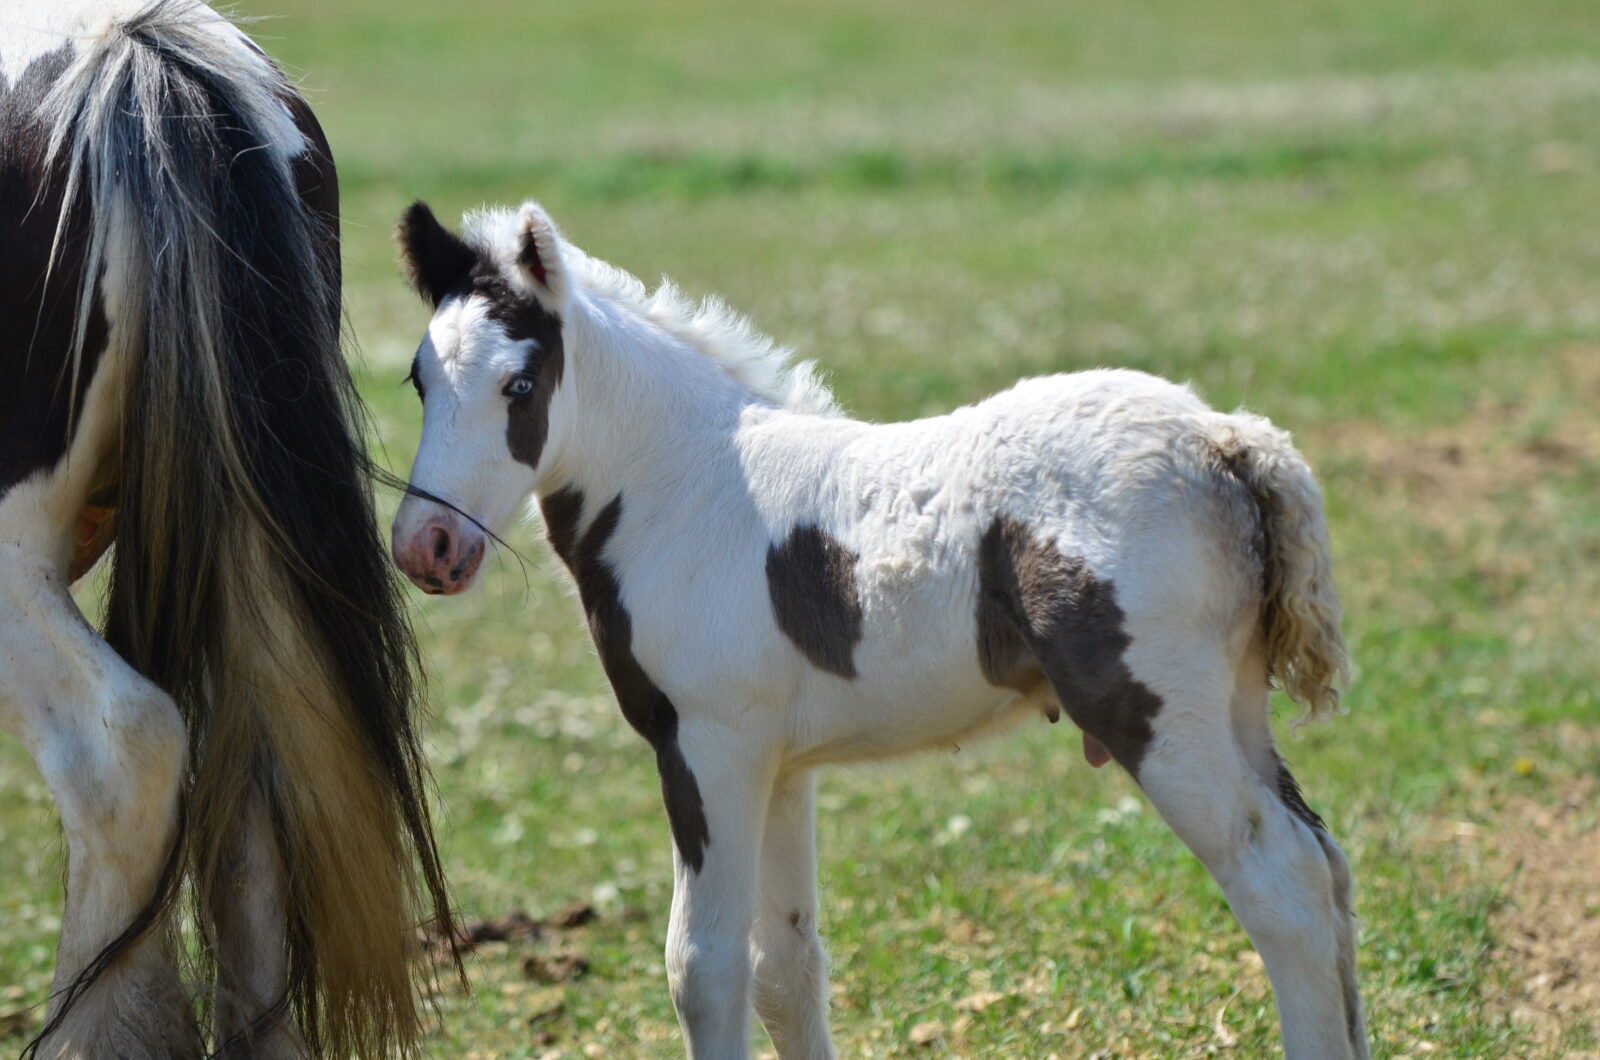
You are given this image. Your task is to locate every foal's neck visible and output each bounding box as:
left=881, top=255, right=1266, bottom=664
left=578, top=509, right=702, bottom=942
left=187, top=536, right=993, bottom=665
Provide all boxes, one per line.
left=551, top=292, right=767, bottom=513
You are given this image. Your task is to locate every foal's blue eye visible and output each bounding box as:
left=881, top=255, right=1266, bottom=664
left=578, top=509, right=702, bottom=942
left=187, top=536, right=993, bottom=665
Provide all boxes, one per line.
left=504, top=375, right=536, bottom=398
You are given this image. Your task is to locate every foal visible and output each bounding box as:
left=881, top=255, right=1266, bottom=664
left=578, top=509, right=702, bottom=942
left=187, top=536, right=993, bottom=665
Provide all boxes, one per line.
left=392, top=201, right=1365, bottom=1060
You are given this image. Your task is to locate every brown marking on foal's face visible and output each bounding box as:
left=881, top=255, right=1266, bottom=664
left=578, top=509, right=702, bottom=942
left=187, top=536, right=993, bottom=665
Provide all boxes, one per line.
left=505, top=340, right=564, bottom=473
left=390, top=298, right=560, bottom=595
left=765, top=525, right=864, bottom=678
left=974, top=515, right=1164, bottom=773
left=476, top=274, right=565, bottom=475
left=391, top=202, right=570, bottom=596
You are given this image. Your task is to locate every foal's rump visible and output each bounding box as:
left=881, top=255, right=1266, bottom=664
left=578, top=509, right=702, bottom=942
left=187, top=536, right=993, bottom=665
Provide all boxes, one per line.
left=1033, top=369, right=1343, bottom=706
left=981, top=369, right=1343, bottom=689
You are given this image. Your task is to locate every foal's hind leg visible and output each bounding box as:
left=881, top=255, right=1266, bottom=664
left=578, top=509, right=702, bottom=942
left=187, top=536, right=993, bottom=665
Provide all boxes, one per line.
left=1127, top=654, right=1367, bottom=1060
left=750, top=771, right=835, bottom=1060
left=0, top=492, right=198, bottom=1058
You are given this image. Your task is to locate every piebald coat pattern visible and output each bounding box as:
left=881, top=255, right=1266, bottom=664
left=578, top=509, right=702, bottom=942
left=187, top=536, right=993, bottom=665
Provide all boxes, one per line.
left=392, top=200, right=1365, bottom=1060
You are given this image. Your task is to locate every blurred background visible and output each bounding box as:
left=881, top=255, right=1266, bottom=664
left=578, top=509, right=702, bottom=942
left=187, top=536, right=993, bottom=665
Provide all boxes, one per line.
left=4, top=0, right=1599, bottom=1055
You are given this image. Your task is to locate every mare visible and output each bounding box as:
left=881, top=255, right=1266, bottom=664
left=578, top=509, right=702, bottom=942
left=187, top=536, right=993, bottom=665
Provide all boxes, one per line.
left=0, top=3, right=455, bottom=1056
left=391, top=200, right=1365, bottom=1060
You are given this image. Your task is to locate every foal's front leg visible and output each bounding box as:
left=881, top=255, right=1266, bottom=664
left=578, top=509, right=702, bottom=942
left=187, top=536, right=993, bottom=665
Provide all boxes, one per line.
left=662, top=724, right=774, bottom=1060
left=751, top=771, right=835, bottom=1060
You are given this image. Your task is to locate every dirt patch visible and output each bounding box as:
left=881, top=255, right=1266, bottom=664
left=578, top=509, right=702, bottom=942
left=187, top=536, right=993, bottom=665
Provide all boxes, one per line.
left=1482, top=775, right=1600, bottom=1054
left=418, top=901, right=597, bottom=963
left=1310, top=347, right=1600, bottom=532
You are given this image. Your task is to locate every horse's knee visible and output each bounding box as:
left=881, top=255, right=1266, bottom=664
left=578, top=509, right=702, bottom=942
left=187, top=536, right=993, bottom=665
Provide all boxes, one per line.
left=667, top=931, right=749, bottom=1025
left=31, top=671, right=198, bottom=1057
left=1149, top=768, right=1365, bottom=1057
left=753, top=908, right=823, bottom=974
left=1145, top=758, right=1340, bottom=925
left=665, top=940, right=714, bottom=1018
left=752, top=911, right=827, bottom=1017
left=1222, top=802, right=1340, bottom=916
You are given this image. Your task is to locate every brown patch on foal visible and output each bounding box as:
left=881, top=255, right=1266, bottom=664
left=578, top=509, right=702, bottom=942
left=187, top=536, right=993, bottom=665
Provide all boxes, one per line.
left=766, top=525, right=863, bottom=678
left=538, top=489, right=711, bottom=872
left=539, top=486, right=584, bottom=564
left=505, top=341, right=564, bottom=471
left=482, top=275, right=565, bottom=472
left=975, top=515, right=1164, bottom=773
left=1273, top=751, right=1329, bottom=832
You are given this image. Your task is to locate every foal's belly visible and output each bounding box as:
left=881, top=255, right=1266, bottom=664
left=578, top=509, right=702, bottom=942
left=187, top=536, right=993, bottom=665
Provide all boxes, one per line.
left=781, top=650, right=1058, bottom=770
left=768, top=527, right=1072, bottom=768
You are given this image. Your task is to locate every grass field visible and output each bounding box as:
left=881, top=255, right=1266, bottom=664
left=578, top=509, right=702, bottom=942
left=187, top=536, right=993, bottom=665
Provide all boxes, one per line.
left=4, top=0, right=1600, bottom=1056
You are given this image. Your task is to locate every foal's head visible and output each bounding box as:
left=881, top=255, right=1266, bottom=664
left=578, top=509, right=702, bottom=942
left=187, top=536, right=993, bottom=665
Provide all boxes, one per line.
left=390, top=201, right=570, bottom=594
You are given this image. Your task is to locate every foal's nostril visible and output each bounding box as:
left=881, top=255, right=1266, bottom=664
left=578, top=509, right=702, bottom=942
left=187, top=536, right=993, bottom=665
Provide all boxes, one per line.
left=430, top=525, right=452, bottom=562
left=448, top=541, right=482, bottom=582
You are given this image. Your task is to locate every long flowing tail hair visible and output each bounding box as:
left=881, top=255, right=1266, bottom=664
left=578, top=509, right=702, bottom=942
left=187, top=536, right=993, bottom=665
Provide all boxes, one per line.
left=34, top=2, right=457, bottom=1054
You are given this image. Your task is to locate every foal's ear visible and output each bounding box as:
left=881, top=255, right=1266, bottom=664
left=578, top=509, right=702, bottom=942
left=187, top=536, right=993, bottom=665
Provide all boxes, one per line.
left=514, top=202, right=569, bottom=311
left=396, top=201, right=477, bottom=307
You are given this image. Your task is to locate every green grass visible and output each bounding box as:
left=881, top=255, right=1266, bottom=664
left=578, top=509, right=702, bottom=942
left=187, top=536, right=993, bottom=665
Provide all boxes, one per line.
left=4, top=0, right=1600, bottom=1055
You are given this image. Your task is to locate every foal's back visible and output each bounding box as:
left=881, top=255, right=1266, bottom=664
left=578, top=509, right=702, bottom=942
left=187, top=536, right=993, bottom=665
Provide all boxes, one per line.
left=696, top=368, right=1260, bottom=765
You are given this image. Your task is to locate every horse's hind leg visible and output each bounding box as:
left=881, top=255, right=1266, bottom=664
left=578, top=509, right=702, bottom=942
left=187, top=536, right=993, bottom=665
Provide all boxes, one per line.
left=750, top=771, right=835, bottom=1060
left=211, top=784, right=305, bottom=1058
left=0, top=488, right=198, bottom=1058
left=1224, top=651, right=1366, bottom=1057
left=1124, top=649, right=1367, bottom=1060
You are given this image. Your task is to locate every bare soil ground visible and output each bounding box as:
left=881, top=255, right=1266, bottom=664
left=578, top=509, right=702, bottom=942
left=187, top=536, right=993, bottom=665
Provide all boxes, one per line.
left=1483, top=773, right=1600, bottom=1057
left=1314, top=347, right=1600, bottom=527
left=1321, top=349, right=1600, bottom=1057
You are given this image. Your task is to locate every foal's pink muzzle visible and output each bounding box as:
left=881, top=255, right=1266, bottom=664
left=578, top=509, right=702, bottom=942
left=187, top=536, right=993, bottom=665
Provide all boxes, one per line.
left=391, top=504, right=486, bottom=596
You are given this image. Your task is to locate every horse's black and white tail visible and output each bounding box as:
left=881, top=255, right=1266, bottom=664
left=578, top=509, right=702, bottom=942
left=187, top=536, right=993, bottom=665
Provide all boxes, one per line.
left=35, top=3, right=455, bottom=1055
left=1208, top=412, right=1349, bottom=719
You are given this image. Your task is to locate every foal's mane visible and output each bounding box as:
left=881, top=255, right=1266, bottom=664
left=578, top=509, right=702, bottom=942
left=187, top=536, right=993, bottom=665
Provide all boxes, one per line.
left=466, top=208, right=840, bottom=416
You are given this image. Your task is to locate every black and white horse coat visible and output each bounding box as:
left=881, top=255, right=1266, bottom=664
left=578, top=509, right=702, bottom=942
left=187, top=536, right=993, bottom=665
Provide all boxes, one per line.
left=1, top=3, right=453, bottom=1056
left=392, top=202, right=1365, bottom=1059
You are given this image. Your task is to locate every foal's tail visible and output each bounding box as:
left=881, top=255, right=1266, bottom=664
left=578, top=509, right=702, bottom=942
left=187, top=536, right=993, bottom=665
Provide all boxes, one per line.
left=1206, top=412, right=1349, bottom=720
left=39, top=3, right=454, bottom=1056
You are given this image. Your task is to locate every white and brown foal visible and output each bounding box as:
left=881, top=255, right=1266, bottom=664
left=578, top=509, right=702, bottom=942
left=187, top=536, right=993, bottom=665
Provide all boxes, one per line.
left=392, top=201, right=1366, bottom=1060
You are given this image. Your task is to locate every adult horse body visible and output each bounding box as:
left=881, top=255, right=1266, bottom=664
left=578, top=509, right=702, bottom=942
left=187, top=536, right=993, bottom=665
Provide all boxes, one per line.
left=1, top=3, right=453, bottom=1056
left=392, top=201, right=1365, bottom=1059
